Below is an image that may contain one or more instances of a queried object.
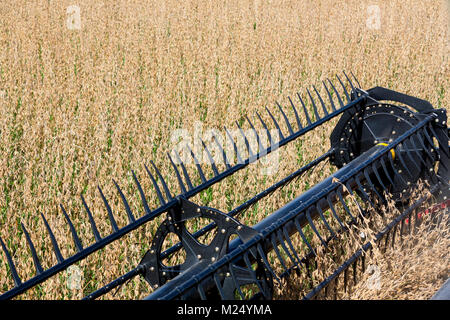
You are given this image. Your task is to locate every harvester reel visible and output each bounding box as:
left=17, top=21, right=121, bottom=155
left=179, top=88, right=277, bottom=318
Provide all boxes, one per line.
left=1, top=72, right=448, bottom=301
left=331, top=103, right=420, bottom=166
left=331, top=102, right=439, bottom=202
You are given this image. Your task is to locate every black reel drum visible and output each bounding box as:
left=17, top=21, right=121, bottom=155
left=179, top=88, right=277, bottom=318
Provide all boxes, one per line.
left=331, top=101, right=438, bottom=203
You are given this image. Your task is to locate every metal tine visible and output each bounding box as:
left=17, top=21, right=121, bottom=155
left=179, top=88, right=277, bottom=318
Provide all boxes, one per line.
left=361, top=254, right=366, bottom=273
left=322, top=80, right=337, bottom=112
left=421, top=127, right=439, bottom=155
left=265, top=106, right=285, bottom=140
left=294, top=216, right=316, bottom=256
left=0, top=236, right=22, bottom=286
left=336, top=189, right=356, bottom=222
left=112, top=179, right=136, bottom=224
left=174, top=150, right=194, bottom=190
left=371, top=162, right=387, bottom=191
left=131, top=170, right=152, bottom=215
left=229, top=263, right=246, bottom=299
left=197, top=281, right=207, bottom=300
left=213, top=272, right=226, bottom=299
left=427, top=125, right=449, bottom=157
left=343, top=71, right=356, bottom=96
left=333, top=276, right=339, bottom=299
left=436, top=175, right=450, bottom=191
left=288, top=96, right=303, bottom=130
left=409, top=135, right=437, bottom=183
left=414, top=140, right=438, bottom=185
left=281, top=225, right=302, bottom=266
left=336, top=74, right=351, bottom=103
left=276, top=102, right=294, bottom=135
left=80, top=194, right=102, bottom=242
left=400, top=140, right=421, bottom=173
left=297, top=92, right=313, bottom=126
left=343, top=268, right=348, bottom=292
left=406, top=210, right=413, bottom=235
left=211, top=132, right=231, bottom=169
left=20, top=222, right=43, bottom=275
left=391, top=225, right=397, bottom=248
left=323, top=283, right=328, bottom=300
left=304, top=259, right=315, bottom=288
left=350, top=71, right=362, bottom=88
left=352, top=260, right=358, bottom=283
left=379, top=157, right=395, bottom=187
left=305, top=208, right=327, bottom=247
left=395, top=144, right=414, bottom=178
left=306, top=88, right=321, bottom=121
left=242, top=252, right=267, bottom=299
left=386, top=150, right=408, bottom=186
left=418, top=130, right=448, bottom=172
left=327, top=79, right=345, bottom=108
left=408, top=134, right=433, bottom=169
left=363, top=167, right=385, bottom=202
left=166, top=153, right=187, bottom=194
left=316, top=202, right=335, bottom=237
left=355, top=173, right=375, bottom=208
left=277, top=228, right=302, bottom=270
left=150, top=160, right=174, bottom=201
left=400, top=216, right=405, bottom=238
left=419, top=129, right=441, bottom=162
left=345, top=180, right=366, bottom=219
left=255, top=111, right=272, bottom=144
left=326, top=194, right=345, bottom=229
left=276, top=229, right=298, bottom=267
left=40, top=212, right=64, bottom=263
left=144, top=164, right=166, bottom=206
left=60, top=204, right=84, bottom=251
left=313, top=85, right=329, bottom=116
left=245, top=115, right=264, bottom=153
left=235, top=121, right=254, bottom=159
left=185, top=144, right=207, bottom=183
left=383, top=229, right=390, bottom=252
left=225, top=126, right=243, bottom=164
left=270, top=233, right=288, bottom=272
left=405, top=136, right=428, bottom=169
left=200, top=139, right=219, bottom=176
left=256, top=242, right=280, bottom=283
left=96, top=186, right=119, bottom=233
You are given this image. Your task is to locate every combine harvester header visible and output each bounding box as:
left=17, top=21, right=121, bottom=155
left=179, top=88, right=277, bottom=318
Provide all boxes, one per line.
left=1, top=72, right=449, bottom=300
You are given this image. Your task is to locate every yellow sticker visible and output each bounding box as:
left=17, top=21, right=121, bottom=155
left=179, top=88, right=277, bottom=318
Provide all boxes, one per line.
left=376, top=143, right=395, bottom=159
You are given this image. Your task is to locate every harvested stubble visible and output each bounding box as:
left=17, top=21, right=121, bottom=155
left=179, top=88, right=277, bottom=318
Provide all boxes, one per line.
left=0, top=0, right=449, bottom=299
